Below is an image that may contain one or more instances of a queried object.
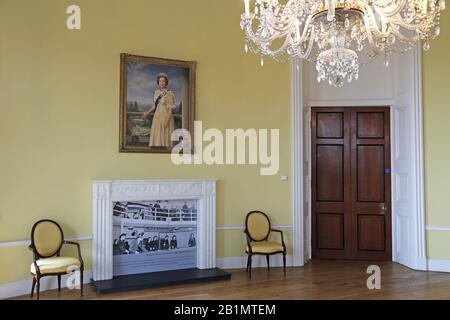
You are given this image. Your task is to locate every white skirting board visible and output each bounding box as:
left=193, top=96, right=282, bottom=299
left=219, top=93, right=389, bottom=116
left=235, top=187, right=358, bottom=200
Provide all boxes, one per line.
left=217, top=257, right=450, bottom=273
left=427, top=259, right=450, bottom=273
left=0, top=270, right=92, bottom=300
left=216, top=255, right=294, bottom=269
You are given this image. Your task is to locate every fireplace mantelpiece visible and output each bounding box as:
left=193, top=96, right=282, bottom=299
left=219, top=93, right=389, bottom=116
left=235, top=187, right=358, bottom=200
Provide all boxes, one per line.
left=92, top=179, right=217, bottom=281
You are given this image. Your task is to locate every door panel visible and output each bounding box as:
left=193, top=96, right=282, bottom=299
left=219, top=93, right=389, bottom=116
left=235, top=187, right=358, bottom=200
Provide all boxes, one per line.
left=357, top=112, right=385, bottom=138
left=317, top=112, right=344, bottom=138
left=317, top=213, right=344, bottom=249
left=357, top=215, right=386, bottom=251
left=312, top=107, right=391, bottom=261
left=357, top=145, right=385, bottom=202
left=316, top=145, right=344, bottom=201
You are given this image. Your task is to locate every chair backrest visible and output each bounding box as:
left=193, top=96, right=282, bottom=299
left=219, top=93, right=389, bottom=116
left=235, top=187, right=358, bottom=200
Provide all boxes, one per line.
left=245, top=211, right=271, bottom=241
left=31, top=219, right=64, bottom=258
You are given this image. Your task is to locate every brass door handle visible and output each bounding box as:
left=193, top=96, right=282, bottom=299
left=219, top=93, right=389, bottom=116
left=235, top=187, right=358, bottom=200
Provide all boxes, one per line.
left=380, top=203, right=387, bottom=212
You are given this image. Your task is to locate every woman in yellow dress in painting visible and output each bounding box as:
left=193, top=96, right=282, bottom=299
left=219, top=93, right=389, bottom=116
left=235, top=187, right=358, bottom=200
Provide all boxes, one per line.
left=143, top=73, right=176, bottom=148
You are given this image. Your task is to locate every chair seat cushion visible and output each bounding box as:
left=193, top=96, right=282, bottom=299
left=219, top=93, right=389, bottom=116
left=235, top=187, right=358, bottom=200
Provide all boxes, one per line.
left=31, top=257, right=81, bottom=275
left=246, top=241, right=284, bottom=254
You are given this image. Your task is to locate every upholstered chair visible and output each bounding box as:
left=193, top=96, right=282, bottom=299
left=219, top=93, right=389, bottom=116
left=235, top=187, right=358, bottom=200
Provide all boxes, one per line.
left=29, top=219, right=84, bottom=300
left=244, top=211, right=286, bottom=278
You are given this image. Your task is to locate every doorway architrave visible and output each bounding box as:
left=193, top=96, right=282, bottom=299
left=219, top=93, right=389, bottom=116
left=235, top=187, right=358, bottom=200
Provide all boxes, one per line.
left=290, top=45, right=427, bottom=270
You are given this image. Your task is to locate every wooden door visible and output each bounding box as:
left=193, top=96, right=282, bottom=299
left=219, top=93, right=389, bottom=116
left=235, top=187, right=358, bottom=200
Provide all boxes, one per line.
left=311, top=107, right=391, bottom=260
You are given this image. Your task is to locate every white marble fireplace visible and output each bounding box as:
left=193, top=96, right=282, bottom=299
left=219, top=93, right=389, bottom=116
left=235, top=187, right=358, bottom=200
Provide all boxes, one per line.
left=92, top=179, right=217, bottom=281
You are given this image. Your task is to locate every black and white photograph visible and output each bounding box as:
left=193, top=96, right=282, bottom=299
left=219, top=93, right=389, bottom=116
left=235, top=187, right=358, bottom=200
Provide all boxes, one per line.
left=112, top=200, right=198, bottom=276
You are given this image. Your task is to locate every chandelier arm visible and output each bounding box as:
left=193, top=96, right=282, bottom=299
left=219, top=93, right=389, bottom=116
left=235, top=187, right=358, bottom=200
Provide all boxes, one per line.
left=258, top=26, right=314, bottom=59
left=390, top=24, right=420, bottom=42
left=372, top=0, right=409, bottom=18
left=262, top=36, right=293, bottom=57
left=358, top=0, right=419, bottom=38
left=242, top=8, right=303, bottom=44
left=362, top=14, right=385, bottom=53
left=242, top=10, right=314, bottom=57
left=243, top=23, right=290, bottom=44
left=391, top=20, right=425, bottom=32
left=298, top=15, right=315, bottom=43
left=300, top=28, right=316, bottom=59
left=262, top=13, right=297, bottom=33
left=257, top=1, right=300, bottom=33
left=362, top=6, right=389, bottom=38
left=362, top=5, right=418, bottom=40
left=389, top=13, right=434, bottom=31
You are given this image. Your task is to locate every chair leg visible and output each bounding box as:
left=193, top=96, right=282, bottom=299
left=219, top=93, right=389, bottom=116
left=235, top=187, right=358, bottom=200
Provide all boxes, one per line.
left=57, top=275, right=61, bottom=292
left=36, top=277, right=40, bottom=300
left=266, top=255, right=270, bottom=270
left=248, top=254, right=252, bottom=279
left=30, top=277, right=36, bottom=298
left=282, top=253, right=286, bottom=277
left=80, top=269, right=84, bottom=297
left=246, top=255, right=250, bottom=272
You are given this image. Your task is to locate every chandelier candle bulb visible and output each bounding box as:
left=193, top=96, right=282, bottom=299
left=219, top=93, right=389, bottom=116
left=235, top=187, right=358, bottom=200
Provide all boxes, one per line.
left=244, top=0, right=251, bottom=18
left=327, top=0, right=336, bottom=21
left=422, top=0, right=428, bottom=13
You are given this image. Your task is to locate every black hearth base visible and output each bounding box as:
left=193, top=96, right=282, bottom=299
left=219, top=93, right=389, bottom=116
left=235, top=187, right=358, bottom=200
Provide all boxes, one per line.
left=92, top=268, right=231, bottom=294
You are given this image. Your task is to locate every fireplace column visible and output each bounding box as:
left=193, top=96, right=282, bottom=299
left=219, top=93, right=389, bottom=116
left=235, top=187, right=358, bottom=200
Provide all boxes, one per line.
left=92, top=181, right=113, bottom=281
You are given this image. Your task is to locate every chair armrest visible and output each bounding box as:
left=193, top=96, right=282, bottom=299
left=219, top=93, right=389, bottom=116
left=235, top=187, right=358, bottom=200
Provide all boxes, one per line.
left=270, top=229, right=286, bottom=249
left=63, top=240, right=84, bottom=268
left=28, top=244, right=41, bottom=274
left=243, top=230, right=252, bottom=253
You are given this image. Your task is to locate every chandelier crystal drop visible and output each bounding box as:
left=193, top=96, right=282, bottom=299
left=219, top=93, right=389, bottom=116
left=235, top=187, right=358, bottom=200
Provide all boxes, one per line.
left=240, top=0, right=445, bottom=87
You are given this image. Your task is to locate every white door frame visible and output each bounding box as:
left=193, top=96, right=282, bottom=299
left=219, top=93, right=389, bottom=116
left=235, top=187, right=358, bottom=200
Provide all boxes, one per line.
left=291, top=46, right=427, bottom=270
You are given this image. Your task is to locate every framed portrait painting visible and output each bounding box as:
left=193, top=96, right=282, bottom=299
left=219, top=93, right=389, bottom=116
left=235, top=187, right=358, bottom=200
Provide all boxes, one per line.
left=119, top=53, right=196, bottom=153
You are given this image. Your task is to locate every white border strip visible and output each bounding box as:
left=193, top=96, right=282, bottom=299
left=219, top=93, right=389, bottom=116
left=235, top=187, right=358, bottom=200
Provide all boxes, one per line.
left=0, top=226, right=294, bottom=248
left=217, top=255, right=294, bottom=269
left=0, top=235, right=93, bottom=249
left=426, top=226, right=450, bottom=231
left=216, top=224, right=293, bottom=231
left=308, top=99, right=395, bottom=107
left=428, top=259, right=450, bottom=273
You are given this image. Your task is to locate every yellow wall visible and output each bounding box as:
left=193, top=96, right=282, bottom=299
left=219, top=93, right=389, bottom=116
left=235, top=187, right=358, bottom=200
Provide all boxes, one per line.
left=423, top=9, right=450, bottom=260
left=0, top=0, right=291, bottom=284
left=2, top=0, right=449, bottom=286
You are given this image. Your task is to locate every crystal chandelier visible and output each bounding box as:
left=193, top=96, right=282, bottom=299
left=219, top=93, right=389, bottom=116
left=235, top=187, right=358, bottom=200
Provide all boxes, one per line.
left=240, top=0, right=445, bottom=87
